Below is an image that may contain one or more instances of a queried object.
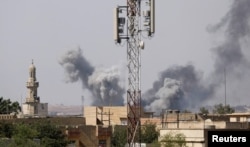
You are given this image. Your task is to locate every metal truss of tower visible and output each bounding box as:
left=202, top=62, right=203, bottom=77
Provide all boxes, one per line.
left=126, top=0, right=141, bottom=145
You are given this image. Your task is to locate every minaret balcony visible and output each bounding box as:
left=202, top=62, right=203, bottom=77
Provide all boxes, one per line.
left=26, top=98, right=36, bottom=103
left=26, top=97, right=40, bottom=103
left=26, top=82, right=39, bottom=88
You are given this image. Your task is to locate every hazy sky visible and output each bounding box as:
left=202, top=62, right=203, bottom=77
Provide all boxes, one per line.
left=0, top=0, right=231, bottom=106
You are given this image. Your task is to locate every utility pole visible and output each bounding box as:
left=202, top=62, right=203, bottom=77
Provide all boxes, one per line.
left=113, top=0, right=155, bottom=146
left=81, top=96, right=84, bottom=117
left=224, top=68, right=226, bottom=107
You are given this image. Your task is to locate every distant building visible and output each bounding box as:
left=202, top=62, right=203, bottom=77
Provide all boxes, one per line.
left=84, top=106, right=153, bottom=126
left=22, top=60, right=48, bottom=117
left=159, top=110, right=250, bottom=147
left=84, top=106, right=127, bottom=126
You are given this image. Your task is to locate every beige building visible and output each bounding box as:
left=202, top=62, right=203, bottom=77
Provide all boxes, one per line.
left=84, top=106, right=154, bottom=126
left=228, top=113, right=250, bottom=122
left=84, top=106, right=127, bottom=126
left=22, top=61, right=48, bottom=117
left=159, top=111, right=250, bottom=147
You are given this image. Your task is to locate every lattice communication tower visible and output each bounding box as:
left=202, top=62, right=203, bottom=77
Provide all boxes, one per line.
left=114, top=0, right=155, bottom=146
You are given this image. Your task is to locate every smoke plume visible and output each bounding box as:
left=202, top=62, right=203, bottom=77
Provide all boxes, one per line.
left=142, top=65, right=214, bottom=113
left=59, top=0, right=250, bottom=113
left=209, top=0, right=250, bottom=105
left=88, top=66, right=125, bottom=105
left=59, top=48, right=125, bottom=106
left=59, top=48, right=94, bottom=86
left=143, top=0, right=250, bottom=113
left=209, top=0, right=250, bottom=76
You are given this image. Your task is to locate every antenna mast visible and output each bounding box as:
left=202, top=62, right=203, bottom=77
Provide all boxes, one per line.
left=113, top=0, right=155, bottom=146
left=82, top=96, right=84, bottom=117
left=224, top=68, right=227, bottom=106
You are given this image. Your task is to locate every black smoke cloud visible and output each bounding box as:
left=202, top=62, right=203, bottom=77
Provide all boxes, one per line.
left=59, top=48, right=125, bottom=106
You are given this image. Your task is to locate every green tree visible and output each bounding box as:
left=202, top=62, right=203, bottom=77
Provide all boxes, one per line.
left=36, top=122, right=68, bottom=147
left=111, top=125, right=127, bottom=147
left=0, top=97, right=21, bottom=114
left=0, top=122, right=68, bottom=147
left=160, top=132, right=187, bottom=147
left=213, top=103, right=235, bottom=114
left=199, top=107, right=209, bottom=115
left=141, top=121, right=159, bottom=143
left=10, top=123, right=39, bottom=146
left=0, top=122, right=14, bottom=138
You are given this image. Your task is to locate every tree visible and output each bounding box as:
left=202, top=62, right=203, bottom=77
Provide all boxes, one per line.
left=111, top=125, right=127, bottom=147
left=10, top=123, right=39, bottom=146
left=36, top=122, right=68, bottom=147
left=160, top=132, right=187, bottom=147
left=0, top=97, right=21, bottom=114
left=213, top=103, right=235, bottom=114
left=0, top=122, right=14, bottom=138
left=199, top=107, right=209, bottom=115
left=141, top=121, right=159, bottom=144
left=0, top=122, right=68, bottom=147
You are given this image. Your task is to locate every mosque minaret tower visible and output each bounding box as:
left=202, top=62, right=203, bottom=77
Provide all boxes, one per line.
left=26, top=60, right=40, bottom=104
left=22, top=60, right=48, bottom=117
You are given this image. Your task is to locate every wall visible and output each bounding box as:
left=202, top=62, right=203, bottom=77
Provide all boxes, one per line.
left=84, top=106, right=127, bottom=126
left=22, top=103, right=48, bottom=117
left=84, top=107, right=97, bottom=125
left=22, top=103, right=34, bottom=115
left=160, top=129, right=205, bottom=147
left=37, top=103, right=48, bottom=116
left=0, top=114, right=16, bottom=120
left=162, top=121, right=226, bottom=129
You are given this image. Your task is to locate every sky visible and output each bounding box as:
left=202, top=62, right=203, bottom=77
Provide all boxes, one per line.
left=0, top=0, right=239, bottom=108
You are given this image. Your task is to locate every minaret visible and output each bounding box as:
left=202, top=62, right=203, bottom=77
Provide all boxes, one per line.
left=22, top=60, right=48, bottom=117
left=26, top=60, right=40, bottom=103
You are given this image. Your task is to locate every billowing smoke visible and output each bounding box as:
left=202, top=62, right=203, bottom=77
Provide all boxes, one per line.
left=143, top=0, right=250, bottom=113
left=208, top=0, right=250, bottom=105
left=88, top=66, right=125, bottom=105
left=143, top=78, right=184, bottom=114
left=209, top=0, right=250, bottom=76
left=59, top=48, right=125, bottom=106
left=59, top=0, right=250, bottom=112
left=59, top=48, right=94, bottom=86
left=142, top=65, right=214, bottom=113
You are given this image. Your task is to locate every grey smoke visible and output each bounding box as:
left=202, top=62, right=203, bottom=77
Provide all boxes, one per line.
left=144, top=78, right=184, bottom=114
left=59, top=48, right=94, bottom=86
left=209, top=0, right=250, bottom=76
left=59, top=0, right=250, bottom=113
left=59, top=48, right=125, bottom=106
left=88, top=66, right=125, bottom=105
left=209, top=0, right=250, bottom=106
left=142, top=65, right=214, bottom=113
left=144, top=0, right=250, bottom=113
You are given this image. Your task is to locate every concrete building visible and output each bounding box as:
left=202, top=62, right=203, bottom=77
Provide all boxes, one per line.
left=22, top=60, right=48, bottom=117
left=159, top=110, right=250, bottom=147
left=84, top=106, right=127, bottom=126
left=84, top=106, right=154, bottom=126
